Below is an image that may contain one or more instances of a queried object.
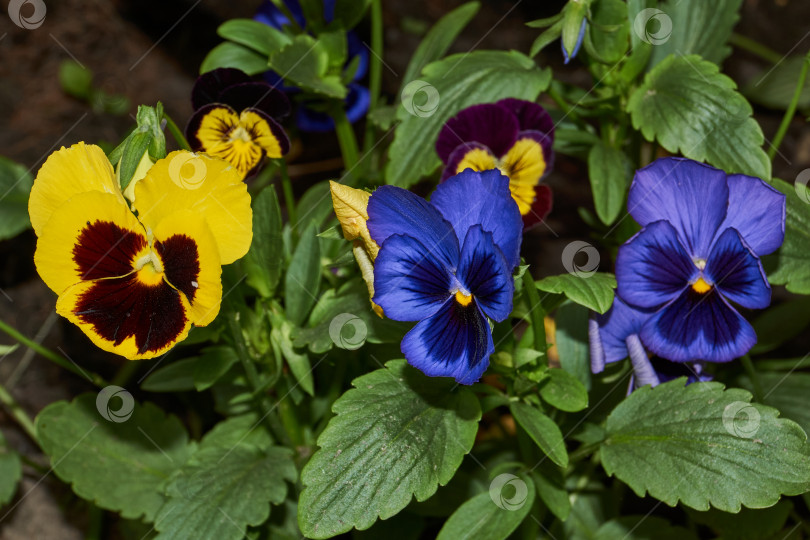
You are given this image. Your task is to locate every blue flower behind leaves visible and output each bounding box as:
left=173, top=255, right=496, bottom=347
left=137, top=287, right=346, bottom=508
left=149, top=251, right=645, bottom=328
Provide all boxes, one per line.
left=366, top=169, right=523, bottom=385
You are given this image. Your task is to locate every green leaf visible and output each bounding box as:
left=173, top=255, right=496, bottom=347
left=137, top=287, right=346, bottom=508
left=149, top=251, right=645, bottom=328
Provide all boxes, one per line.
left=217, top=19, right=291, bottom=56
left=510, top=402, right=568, bottom=467
left=201, top=42, right=268, bottom=76
left=400, top=2, right=481, bottom=87
left=386, top=50, right=551, bottom=188
left=529, top=20, right=563, bottom=58
left=198, top=413, right=274, bottom=451
left=141, top=357, right=198, bottom=392
left=192, top=346, right=238, bottom=391
left=647, top=0, right=743, bottom=68
left=554, top=302, right=592, bottom=390
left=560, top=0, right=588, bottom=60
left=587, top=142, right=631, bottom=225
left=751, top=296, right=810, bottom=354
left=535, top=273, right=616, bottom=314
left=332, top=0, right=371, bottom=29
left=737, top=371, right=810, bottom=436
left=763, top=178, right=810, bottom=294
left=273, top=320, right=314, bottom=396
left=540, top=368, right=589, bottom=412
left=436, top=474, right=535, bottom=540
left=0, top=344, right=18, bottom=355
left=627, top=54, right=770, bottom=181
left=268, top=35, right=347, bottom=98
left=59, top=59, right=93, bottom=99
left=118, top=131, right=151, bottom=191
left=244, top=187, right=284, bottom=297
left=601, top=379, right=810, bottom=511
left=745, top=56, right=810, bottom=111
left=284, top=222, right=321, bottom=326
left=584, top=0, right=630, bottom=64
left=594, top=516, right=696, bottom=540
left=0, top=431, right=22, bottom=506
left=154, top=444, right=295, bottom=540
left=0, top=157, right=33, bottom=240
left=298, top=360, right=481, bottom=538
left=530, top=468, right=570, bottom=521
left=35, top=394, right=193, bottom=521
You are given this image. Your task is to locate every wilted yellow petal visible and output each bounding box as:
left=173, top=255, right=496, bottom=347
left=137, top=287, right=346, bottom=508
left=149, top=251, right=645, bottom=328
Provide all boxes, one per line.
left=353, top=242, right=383, bottom=318
left=120, top=150, right=156, bottom=203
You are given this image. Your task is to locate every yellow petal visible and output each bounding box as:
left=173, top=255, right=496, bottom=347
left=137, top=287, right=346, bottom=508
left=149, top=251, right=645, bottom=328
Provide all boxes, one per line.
left=330, top=180, right=379, bottom=259
left=455, top=147, right=497, bottom=175
left=121, top=150, right=156, bottom=203
left=500, top=138, right=547, bottom=215
left=353, top=241, right=383, bottom=318
left=153, top=209, right=223, bottom=326
left=133, top=151, right=252, bottom=265
left=29, top=142, right=126, bottom=236
left=242, top=110, right=284, bottom=159
left=34, top=191, right=145, bottom=295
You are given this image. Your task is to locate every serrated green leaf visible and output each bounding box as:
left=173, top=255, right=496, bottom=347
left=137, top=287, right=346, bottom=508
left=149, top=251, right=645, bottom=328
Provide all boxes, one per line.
left=587, top=142, right=632, bottom=225
left=510, top=402, right=568, bottom=467
left=540, top=368, right=589, bottom=412
left=0, top=157, right=32, bottom=241
left=627, top=54, right=770, bottom=180
left=243, top=186, right=284, bottom=298
left=154, top=444, right=295, bottom=540
left=436, top=474, right=535, bottom=540
left=35, top=394, right=193, bottom=521
left=535, top=273, right=616, bottom=314
left=298, top=359, right=481, bottom=538
left=745, top=56, right=810, bottom=111
left=284, top=222, right=321, bottom=326
left=268, top=35, right=347, bottom=98
left=601, top=379, right=810, bottom=512
left=198, top=413, right=274, bottom=451
left=201, top=42, right=268, bottom=76
left=217, top=19, right=291, bottom=56
left=386, top=50, right=551, bottom=188
left=0, top=431, right=21, bottom=506
left=763, top=178, right=810, bottom=294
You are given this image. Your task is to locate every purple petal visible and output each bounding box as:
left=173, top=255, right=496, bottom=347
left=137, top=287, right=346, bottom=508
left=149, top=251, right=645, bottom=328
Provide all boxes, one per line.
left=436, top=103, right=518, bottom=163
left=706, top=227, right=771, bottom=310
left=627, top=334, right=660, bottom=388
left=441, top=141, right=496, bottom=181
left=457, top=225, right=514, bottom=322
left=219, top=82, right=291, bottom=119
left=591, top=296, right=653, bottom=367
left=191, top=68, right=253, bottom=110
left=497, top=99, right=555, bottom=136
left=522, top=184, right=553, bottom=229
left=717, top=174, right=786, bottom=256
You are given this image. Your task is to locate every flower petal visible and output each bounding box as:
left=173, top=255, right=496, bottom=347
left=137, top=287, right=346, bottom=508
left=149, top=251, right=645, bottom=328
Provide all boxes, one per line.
left=641, top=287, right=757, bottom=362
left=706, top=227, right=770, bottom=310
left=367, top=185, right=460, bottom=271
left=373, top=233, right=453, bottom=322
left=29, top=142, right=126, bottom=236
left=34, top=191, right=145, bottom=295
left=496, top=99, right=555, bottom=135
left=191, top=68, right=253, bottom=110
left=591, top=296, right=652, bottom=369
left=218, top=82, right=291, bottom=119
left=133, top=151, right=252, bottom=265
left=436, top=103, right=518, bottom=163
left=401, top=298, right=493, bottom=385
left=627, top=158, right=728, bottom=258
left=430, top=169, right=523, bottom=270
left=442, top=142, right=497, bottom=181
left=717, top=173, right=786, bottom=256
left=616, top=220, right=697, bottom=309
left=522, top=184, right=553, bottom=229
left=627, top=334, right=660, bottom=388
left=457, top=225, right=513, bottom=321
left=501, top=132, right=552, bottom=216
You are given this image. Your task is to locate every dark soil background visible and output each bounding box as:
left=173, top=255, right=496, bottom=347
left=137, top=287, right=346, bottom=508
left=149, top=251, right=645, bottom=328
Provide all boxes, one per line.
left=0, top=0, right=808, bottom=537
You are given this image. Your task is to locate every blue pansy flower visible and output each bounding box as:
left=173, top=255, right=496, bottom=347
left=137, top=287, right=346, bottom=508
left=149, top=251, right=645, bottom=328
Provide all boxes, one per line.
left=366, top=169, right=523, bottom=384
left=254, top=0, right=370, bottom=132
left=562, top=19, right=587, bottom=64
left=614, top=157, right=785, bottom=363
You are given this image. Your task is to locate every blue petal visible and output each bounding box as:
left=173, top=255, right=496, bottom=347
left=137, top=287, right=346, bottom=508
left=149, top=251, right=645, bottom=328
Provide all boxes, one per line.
left=367, top=186, right=460, bottom=271
left=717, top=174, right=786, bottom=256
left=628, top=158, right=728, bottom=258
left=430, top=169, right=523, bottom=269
left=706, top=227, right=771, bottom=310
left=457, top=225, right=514, bottom=322
left=641, top=288, right=757, bottom=362
left=401, top=298, right=493, bottom=385
left=591, top=296, right=652, bottom=369
left=616, top=220, right=697, bottom=309
left=627, top=334, right=660, bottom=388
left=373, top=234, right=453, bottom=322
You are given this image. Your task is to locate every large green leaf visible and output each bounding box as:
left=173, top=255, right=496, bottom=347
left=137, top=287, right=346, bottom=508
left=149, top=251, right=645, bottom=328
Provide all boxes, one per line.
left=298, top=359, right=481, bottom=538
left=587, top=142, right=632, bottom=225
left=268, top=35, right=347, bottom=98
left=646, top=0, right=743, bottom=68
left=535, top=272, right=616, bottom=314
left=200, top=42, right=268, bottom=75
left=763, top=178, right=810, bottom=294
left=601, top=379, right=810, bottom=511
left=35, top=394, right=193, bottom=521
left=217, top=19, right=291, bottom=56
left=539, top=368, right=589, bottom=412
left=510, top=402, right=568, bottom=468
left=244, top=186, right=284, bottom=298
left=627, top=55, right=770, bottom=181
left=154, top=444, right=295, bottom=540
left=436, top=474, right=535, bottom=540
left=386, top=51, right=550, bottom=188
left=0, top=157, right=33, bottom=240
left=284, top=222, right=321, bottom=326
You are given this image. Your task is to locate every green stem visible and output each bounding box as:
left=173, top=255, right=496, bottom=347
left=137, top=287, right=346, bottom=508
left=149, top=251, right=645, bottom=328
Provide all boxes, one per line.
left=162, top=112, right=191, bottom=150
left=768, top=52, right=810, bottom=161
left=111, top=360, right=140, bottom=388
left=362, top=0, right=384, bottom=155
left=0, top=381, right=38, bottom=442
left=331, top=102, right=360, bottom=171
left=279, top=160, right=297, bottom=226
left=522, top=270, right=547, bottom=357
left=0, top=318, right=107, bottom=387
left=729, top=33, right=783, bottom=64
left=741, top=355, right=764, bottom=403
